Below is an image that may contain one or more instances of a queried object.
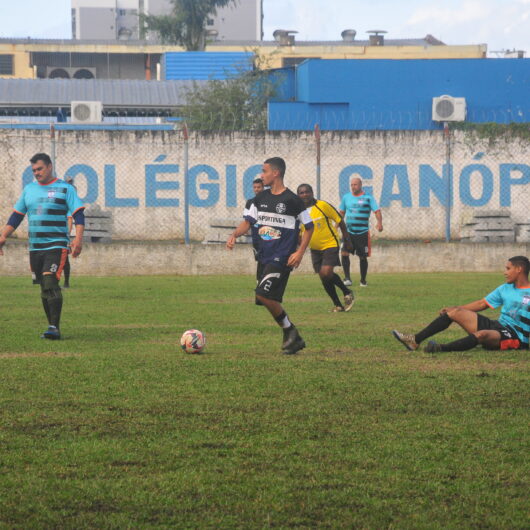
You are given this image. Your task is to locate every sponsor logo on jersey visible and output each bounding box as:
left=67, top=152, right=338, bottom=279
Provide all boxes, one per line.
left=276, top=202, right=286, bottom=214
left=257, top=212, right=296, bottom=229
left=522, top=294, right=530, bottom=305
left=259, top=226, right=282, bottom=240
left=47, top=190, right=56, bottom=199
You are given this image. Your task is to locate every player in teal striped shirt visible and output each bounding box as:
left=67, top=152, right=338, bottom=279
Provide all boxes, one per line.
left=0, top=153, right=85, bottom=340
left=392, top=256, right=530, bottom=353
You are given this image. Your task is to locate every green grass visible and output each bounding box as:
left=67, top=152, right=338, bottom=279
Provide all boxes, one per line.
left=0, top=273, right=528, bottom=528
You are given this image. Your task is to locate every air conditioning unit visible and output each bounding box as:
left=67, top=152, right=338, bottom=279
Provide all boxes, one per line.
left=432, top=95, right=466, bottom=122
left=71, top=101, right=103, bottom=123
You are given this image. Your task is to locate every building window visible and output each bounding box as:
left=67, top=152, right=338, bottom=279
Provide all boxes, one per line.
left=207, top=18, right=214, bottom=26
left=0, top=55, right=14, bottom=75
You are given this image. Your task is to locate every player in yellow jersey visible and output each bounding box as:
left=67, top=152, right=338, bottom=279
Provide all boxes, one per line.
left=297, top=184, right=355, bottom=312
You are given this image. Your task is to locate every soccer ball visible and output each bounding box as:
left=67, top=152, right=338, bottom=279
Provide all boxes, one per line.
left=180, top=329, right=206, bottom=354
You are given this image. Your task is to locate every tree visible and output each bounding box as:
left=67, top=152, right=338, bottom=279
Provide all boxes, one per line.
left=141, top=0, right=237, bottom=50
left=180, top=55, right=285, bottom=132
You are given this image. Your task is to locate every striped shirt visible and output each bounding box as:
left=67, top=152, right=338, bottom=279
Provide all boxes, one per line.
left=339, top=191, right=380, bottom=235
left=13, top=178, right=84, bottom=251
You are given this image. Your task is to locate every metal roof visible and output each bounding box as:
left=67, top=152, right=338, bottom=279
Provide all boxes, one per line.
left=0, top=78, right=206, bottom=110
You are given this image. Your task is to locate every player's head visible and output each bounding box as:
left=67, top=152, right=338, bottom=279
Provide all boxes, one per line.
left=505, top=256, right=530, bottom=282
left=262, top=157, right=286, bottom=186
left=350, top=177, right=363, bottom=195
left=297, top=183, right=315, bottom=207
left=30, top=153, right=54, bottom=185
left=252, top=177, right=264, bottom=196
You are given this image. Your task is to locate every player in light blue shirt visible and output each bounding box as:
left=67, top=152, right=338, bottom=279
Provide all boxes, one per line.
left=0, top=153, right=85, bottom=340
left=339, top=177, right=383, bottom=287
left=392, top=256, right=530, bottom=353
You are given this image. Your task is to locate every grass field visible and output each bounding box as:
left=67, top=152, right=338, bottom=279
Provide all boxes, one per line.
left=0, top=272, right=528, bottom=528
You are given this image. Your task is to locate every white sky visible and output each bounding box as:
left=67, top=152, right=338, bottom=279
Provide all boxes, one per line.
left=1, top=0, right=529, bottom=56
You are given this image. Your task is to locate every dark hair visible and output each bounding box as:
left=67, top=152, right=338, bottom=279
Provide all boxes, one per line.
left=253, top=177, right=264, bottom=185
left=30, top=153, right=52, bottom=166
left=508, top=256, right=530, bottom=276
left=297, top=183, right=313, bottom=194
left=264, top=157, right=286, bottom=178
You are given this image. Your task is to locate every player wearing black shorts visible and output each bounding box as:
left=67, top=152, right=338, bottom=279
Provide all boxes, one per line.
left=339, top=177, right=383, bottom=287
left=392, top=256, right=530, bottom=353
left=0, top=153, right=85, bottom=340
left=227, top=157, right=314, bottom=355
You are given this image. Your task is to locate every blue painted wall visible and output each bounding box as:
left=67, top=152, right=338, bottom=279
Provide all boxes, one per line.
left=268, top=58, right=530, bottom=130
left=164, top=51, right=253, bottom=80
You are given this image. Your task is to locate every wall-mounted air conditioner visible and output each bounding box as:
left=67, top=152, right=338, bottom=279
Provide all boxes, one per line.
left=432, top=95, right=466, bottom=121
left=71, top=101, right=103, bottom=123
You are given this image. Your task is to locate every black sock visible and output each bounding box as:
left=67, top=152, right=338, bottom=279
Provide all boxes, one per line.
left=342, top=255, right=351, bottom=279
left=41, top=297, right=51, bottom=325
left=322, top=278, right=341, bottom=306
left=415, top=313, right=452, bottom=344
left=41, top=276, right=63, bottom=329
left=331, top=273, right=350, bottom=294
left=440, top=334, right=479, bottom=352
left=360, top=257, right=368, bottom=283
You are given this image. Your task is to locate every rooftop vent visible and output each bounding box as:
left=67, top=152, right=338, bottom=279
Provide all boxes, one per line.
left=273, top=29, right=298, bottom=46
left=367, top=30, right=387, bottom=46
left=341, top=29, right=357, bottom=42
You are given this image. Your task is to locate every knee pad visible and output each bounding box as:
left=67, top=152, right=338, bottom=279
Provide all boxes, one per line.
left=41, top=274, right=62, bottom=300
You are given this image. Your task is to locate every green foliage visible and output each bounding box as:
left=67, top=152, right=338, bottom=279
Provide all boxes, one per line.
left=1, top=272, right=529, bottom=527
left=141, top=0, right=236, bottom=50
left=452, top=121, right=530, bottom=143
left=181, top=58, right=283, bottom=131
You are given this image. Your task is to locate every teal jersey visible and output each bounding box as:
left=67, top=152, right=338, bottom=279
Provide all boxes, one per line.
left=339, top=192, right=379, bottom=235
left=485, top=283, right=530, bottom=347
left=13, top=178, right=84, bottom=251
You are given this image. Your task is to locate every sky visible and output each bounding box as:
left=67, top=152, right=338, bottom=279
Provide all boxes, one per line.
left=1, top=0, right=529, bottom=56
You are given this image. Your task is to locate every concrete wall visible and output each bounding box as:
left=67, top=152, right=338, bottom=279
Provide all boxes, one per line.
left=1, top=128, right=529, bottom=242
left=1, top=240, right=528, bottom=276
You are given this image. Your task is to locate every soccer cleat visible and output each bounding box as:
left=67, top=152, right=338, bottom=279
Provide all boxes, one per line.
left=343, top=278, right=352, bottom=286
left=391, top=330, right=418, bottom=351
left=41, top=325, right=61, bottom=340
left=331, top=306, right=345, bottom=313
left=343, top=291, right=355, bottom=312
left=63, top=282, right=70, bottom=289
left=424, top=341, right=442, bottom=353
left=360, top=280, right=368, bottom=287
left=281, top=326, right=306, bottom=355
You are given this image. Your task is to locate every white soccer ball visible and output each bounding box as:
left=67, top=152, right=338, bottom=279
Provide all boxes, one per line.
left=180, top=329, right=206, bottom=354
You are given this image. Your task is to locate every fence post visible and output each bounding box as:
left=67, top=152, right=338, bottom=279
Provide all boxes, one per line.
left=315, top=124, right=321, bottom=198
left=444, top=122, right=452, bottom=242
left=182, top=122, right=190, bottom=245
left=50, top=124, right=56, bottom=176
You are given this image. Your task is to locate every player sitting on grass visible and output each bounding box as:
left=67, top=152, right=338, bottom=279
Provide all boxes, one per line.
left=392, top=256, right=530, bottom=353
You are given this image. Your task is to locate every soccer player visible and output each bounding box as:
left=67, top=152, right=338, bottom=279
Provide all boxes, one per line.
left=339, top=177, right=383, bottom=287
left=297, top=183, right=354, bottom=312
left=227, top=157, right=314, bottom=355
left=392, top=256, right=530, bottom=353
left=0, top=153, right=85, bottom=340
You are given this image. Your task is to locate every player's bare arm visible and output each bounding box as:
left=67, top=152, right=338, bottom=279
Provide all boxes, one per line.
left=71, top=224, right=85, bottom=258
left=0, top=225, right=16, bottom=256
left=287, top=225, right=313, bottom=268
left=226, top=220, right=251, bottom=250
left=338, top=219, right=353, bottom=252
left=375, top=210, right=383, bottom=232
left=440, top=299, right=488, bottom=315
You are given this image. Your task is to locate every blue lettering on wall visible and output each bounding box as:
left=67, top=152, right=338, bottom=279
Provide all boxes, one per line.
left=380, top=165, right=412, bottom=207
left=459, top=164, right=493, bottom=207
left=243, top=165, right=263, bottom=200
left=64, top=164, right=98, bottom=203
left=188, top=164, right=219, bottom=207
left=104, top=165, right=139, bottom=207
left=339, top=165, right=373, bottom=198
left=419, top=164, right=452, bottom=207
left=145, top=156, right=180, bottom=207
left=499, top=164, right=530, bottom=207
left=225, top=165, right=237, bottom=207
